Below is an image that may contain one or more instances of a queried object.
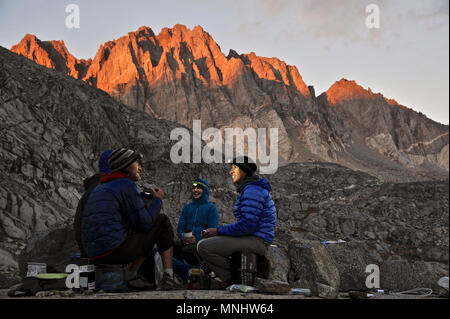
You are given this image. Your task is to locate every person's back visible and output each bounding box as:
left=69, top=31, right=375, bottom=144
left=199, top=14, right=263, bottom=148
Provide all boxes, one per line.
left=82, top=177, right=154, bottom=257
left=74, top=150, right=113, bottom=257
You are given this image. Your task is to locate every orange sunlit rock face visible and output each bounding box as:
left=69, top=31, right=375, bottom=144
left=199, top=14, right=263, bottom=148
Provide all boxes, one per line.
left=11, top=34, right=91, bottom=79
left=326, top=78, right=404, bottom=108
left=243, top=52, right=310, bottom=97
left=385, top=98, right=399, bottom=106
left=11, top=25, right=310, bottom=100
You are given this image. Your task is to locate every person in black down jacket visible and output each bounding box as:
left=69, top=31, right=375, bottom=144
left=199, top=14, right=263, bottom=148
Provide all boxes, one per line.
left=81, top=148, right=183, bottom=291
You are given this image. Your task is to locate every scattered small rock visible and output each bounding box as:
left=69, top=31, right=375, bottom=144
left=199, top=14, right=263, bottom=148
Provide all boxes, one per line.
left=36, top=290, right=58, bottom=297
left=317, top=283, right=339, bottom=299
left=82, top=289, right=95, bottom=296
left=254, top=278, right=291, bottom=295
left=59, top=289, right=75, bottom=297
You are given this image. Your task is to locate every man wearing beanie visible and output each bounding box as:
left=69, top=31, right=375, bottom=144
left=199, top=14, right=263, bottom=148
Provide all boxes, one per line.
left=174, top=178, right=219, bottom=266
left=197, top=156, right=277, bottom=286
left=81, top=148, right=183, bottom=290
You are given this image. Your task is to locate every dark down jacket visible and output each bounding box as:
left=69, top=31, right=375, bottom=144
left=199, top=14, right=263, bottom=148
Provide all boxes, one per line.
left=81, top=176, right=162, bottom=258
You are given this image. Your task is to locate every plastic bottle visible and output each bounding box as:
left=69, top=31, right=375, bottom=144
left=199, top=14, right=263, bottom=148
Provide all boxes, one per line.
left=290, top=288, right=311, bottom=295
left=321, top=239, right=346, bottom=245
left=227, top=284, right=257, bottom=293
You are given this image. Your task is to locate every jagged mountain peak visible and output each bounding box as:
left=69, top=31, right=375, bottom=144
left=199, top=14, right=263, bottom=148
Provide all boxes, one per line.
left=10, top=26, right=311, bottom=97
left=10, top=33, right=90, bottom=79
left=17, top=33, right=38, bottom=43
left=242, top=52, right=310, bottom=97
left=162, top=24, right=207, bottom=35
left=326, top=78, right=371, bottom=104
left=136, top=25, right=153, bottom=32
left=326, top=78, right=404, bottom=108
left=157, top=24, right=210, bottom=42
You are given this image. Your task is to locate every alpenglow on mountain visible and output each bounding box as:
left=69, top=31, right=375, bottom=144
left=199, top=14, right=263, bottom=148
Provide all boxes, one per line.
left=11, top=24, right=449, bottom=181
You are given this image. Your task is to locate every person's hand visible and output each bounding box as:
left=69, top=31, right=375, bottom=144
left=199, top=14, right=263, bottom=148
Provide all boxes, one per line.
left=142, top=188, right=155, bottom=197
left=152, top=188, right=164, bottom=200
left=182, top=236, right=196, bottom=244
left=202, top=228, right=218, bottom=238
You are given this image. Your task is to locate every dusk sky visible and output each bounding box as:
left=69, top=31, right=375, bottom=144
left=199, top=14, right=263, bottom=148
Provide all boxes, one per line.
left=0, top=0, right=448, bottom=124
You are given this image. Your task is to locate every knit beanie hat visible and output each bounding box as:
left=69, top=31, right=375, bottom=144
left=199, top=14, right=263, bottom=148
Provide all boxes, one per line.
left=109, top=148, right=143, bottom=172
left=232, top=156, right=257, bottom=176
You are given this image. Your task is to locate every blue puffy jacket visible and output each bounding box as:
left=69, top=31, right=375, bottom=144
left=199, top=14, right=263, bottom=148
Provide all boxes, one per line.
left=177, top=179, right=219, bottom=242
left=218, top=177, right=276, bottom=243
left=81, top=175, right=162, bottom=258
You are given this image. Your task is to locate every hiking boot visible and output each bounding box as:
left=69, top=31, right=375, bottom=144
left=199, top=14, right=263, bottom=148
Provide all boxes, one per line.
left=210, top=277, right=230, bottom=290
left=157, top=273, right=186, bottom=291
left=200, top=262, right=212, bottom=275
left=127, top=275, right=157, bottom=291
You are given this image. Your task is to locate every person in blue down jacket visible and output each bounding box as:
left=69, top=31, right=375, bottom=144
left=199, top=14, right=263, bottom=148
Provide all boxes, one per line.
left=174, top=178, right=219, bottom=266
left=197, top=156, right=277, bottom=286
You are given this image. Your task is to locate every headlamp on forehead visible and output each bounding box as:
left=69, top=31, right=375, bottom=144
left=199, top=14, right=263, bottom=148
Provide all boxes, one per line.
left=192, top=181, right=207, bottom=189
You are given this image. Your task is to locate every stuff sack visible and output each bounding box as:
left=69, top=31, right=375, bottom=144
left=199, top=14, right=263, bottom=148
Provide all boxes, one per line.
left=8, top=273, right=68, bottom=297
left=230, top=252, right=258, bottom=286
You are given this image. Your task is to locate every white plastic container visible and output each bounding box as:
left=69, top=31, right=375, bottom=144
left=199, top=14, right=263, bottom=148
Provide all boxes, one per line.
left=183, top=231, right=193, bottom=238
left=27, top=262, right=47, bottom=277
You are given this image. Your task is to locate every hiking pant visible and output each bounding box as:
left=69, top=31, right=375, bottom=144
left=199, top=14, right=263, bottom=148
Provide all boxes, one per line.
left=196, top=235, right=268, bottom=283
left=90, top=214, right=174, bottom=282
left=174, top=238, right=203, bottom=266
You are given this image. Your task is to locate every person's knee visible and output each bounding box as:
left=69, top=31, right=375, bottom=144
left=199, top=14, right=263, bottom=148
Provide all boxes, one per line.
left=156, top=214, right=174, bottom=234
left=196, top=238, right=209, bottom=257
left=156, top=213, right=170, bottom=225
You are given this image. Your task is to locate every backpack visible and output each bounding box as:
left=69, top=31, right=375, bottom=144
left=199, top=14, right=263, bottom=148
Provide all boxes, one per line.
left=7, top=273, right=68, bottom=297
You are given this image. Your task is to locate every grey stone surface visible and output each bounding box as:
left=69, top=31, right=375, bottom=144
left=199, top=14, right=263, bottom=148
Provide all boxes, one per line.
left=288, top=240, right=340, bottom=298
left=262, top=246, right=290, bottom=282
left=17, top=224, right=78, bottom=277
left=380, top=260, right=449, bottom=293
left=325, top=241, right=383, bottom=292
left=437, top=277, right=448, bottom=297
left=0, top=288, right=446, bottom=300
left=316, top=283, right=339, bottom=299
left=254, top=278, right=291, bottom=295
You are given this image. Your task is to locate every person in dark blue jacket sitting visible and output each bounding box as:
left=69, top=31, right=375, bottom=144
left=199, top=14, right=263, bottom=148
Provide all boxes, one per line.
left=197, top=157, right=277, bottom=286
left=82, top=148, right=183, bottom=290
left=174, top=178, right=219, bottom=266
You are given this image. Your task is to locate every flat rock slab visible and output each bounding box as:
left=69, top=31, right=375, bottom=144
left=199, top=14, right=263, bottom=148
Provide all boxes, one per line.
left=0, top=289, right=314, bottom=299
left=0, top=289, right=444, bottom=300
left=288, top=240, right=340, bottom=298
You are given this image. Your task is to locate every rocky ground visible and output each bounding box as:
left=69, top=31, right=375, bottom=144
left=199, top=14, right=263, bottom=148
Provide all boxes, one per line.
left=0, top=287, right=445, bottom=299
